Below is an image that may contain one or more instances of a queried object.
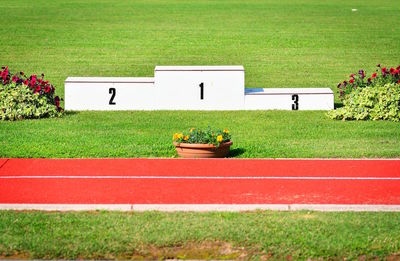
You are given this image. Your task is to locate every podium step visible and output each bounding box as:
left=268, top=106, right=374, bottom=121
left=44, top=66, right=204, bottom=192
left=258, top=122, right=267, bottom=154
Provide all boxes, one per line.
left=244, top=88, right=334, bottom=110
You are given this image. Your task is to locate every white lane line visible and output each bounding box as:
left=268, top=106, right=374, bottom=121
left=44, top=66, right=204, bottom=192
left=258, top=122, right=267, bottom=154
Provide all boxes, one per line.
left=1, top=204, right=400, bottom=212
left=1, top=176, right=400, bottom=180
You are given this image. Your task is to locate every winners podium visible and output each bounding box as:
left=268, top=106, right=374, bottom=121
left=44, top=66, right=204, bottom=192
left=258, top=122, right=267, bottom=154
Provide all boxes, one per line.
left=65, top=66, right=333, bottom=111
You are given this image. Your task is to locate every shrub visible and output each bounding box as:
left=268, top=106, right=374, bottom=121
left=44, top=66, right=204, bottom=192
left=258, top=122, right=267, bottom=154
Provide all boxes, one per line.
left=327, top=83, right=400, bottom=122
left=0, top=66, right=63, bottom=121
left=337, top=64, right=400, bottom=99
left=173, top=127, right=231, bottom=146
left=0, top=83, right=62, bottom=121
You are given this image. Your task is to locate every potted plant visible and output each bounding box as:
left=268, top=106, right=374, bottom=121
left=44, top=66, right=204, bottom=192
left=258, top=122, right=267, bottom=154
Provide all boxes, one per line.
left=172, top=127, right=233, bottom=158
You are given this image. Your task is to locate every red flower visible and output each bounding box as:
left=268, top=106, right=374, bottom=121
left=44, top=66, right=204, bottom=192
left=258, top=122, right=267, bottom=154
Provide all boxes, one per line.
left=367, top=77, right=371, bottom=82
left=30, top=75, right=37, bottom=86
left=54, top=96, right=60, bottom=108
left=24, top=80, right=29, bottom=85
left=372, top=72, right=377, bottom=78
left=390, top=67, right=395, bottom=75
left=1, top=66, right=8, bottom=82
left=382, top=67, right=387, bottom=76
left=35, top=86, right=41, bottom=92
left=397, top=80, right=400, bottom=84
left=44, top=86, right=50, bottom=93
left=349, top=78, right=354, bottom=84
left=350, top=74, right=355, bottom=77
left=396, top=69, right=399, bottom=75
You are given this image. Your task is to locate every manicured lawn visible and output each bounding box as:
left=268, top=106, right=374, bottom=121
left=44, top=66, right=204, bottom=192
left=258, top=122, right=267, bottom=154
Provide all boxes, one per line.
left=1, top=3, right=400, bottom=260
left=1, top=110, right=400, bottom=158
left=1, top=0, right=399, bottom=95
left=1, top=0, right=400, bottom=158
left=0, top=210, right=400, bottom=259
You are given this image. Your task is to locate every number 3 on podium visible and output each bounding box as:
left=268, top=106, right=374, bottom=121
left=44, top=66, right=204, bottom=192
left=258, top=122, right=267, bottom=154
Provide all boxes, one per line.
left=292, top=94, right=299, bottom=110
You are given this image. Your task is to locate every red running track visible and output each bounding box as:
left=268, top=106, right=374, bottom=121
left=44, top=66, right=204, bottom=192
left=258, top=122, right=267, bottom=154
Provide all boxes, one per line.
left=0, top=158, right=400, bottom=205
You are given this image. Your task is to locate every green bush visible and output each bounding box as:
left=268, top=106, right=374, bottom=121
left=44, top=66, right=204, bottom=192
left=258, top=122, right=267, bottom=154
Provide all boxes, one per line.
left=327, top=83, right=400, bottom=121
left=0, top=83, right=62, bottom=121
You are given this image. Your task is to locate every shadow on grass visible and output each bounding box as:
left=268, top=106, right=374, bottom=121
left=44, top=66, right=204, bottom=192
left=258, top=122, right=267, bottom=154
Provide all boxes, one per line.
left=63, top=111, right=80, bottom=117
left=228, top=148, right=246, bottom=158
left=334, top=102, right=344, bottom=109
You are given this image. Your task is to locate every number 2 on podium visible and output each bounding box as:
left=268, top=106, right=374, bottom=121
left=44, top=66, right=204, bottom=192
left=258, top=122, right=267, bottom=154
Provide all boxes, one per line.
left=109, top=88, right=116, bottom=105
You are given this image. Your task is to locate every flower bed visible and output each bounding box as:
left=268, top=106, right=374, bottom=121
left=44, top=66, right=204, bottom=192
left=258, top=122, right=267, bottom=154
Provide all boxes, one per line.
left=337, top=64, right=400, bottom=99
left=0, top=66, right=63, bottom=121
left=329, top=64, right=400, bottom=122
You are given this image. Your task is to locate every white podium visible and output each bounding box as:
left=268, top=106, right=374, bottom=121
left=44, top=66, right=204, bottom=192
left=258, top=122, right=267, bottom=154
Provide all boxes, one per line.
left=244, top=88, right=333, bottom=110
left=155, top=66, right=245, bottom=110
left=65, top=66, right=334, bottom=111
left=65, top=77, right=155, bottom=110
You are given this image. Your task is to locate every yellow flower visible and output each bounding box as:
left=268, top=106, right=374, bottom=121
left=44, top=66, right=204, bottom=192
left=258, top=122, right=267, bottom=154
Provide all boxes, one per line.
left=190, top=128, right=195, bottom=132
left=223, top=129, right=229, bottom=134
left=217, top=135, right=223, bottom=143
left=184, top=135, right=189, bottom=141
left=173, top=133, right=184, bottom=141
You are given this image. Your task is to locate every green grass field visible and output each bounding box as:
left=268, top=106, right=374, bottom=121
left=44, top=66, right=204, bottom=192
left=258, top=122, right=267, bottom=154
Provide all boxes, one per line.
left=1, top=210, right=400, bottom=259
left=1, top=0, right=400, bottom=158
left=0, top=0, right=400, bottom=157
left=1, top=111, right=400, bottom=158
left=2, top=0, right=400, bottom=92
left=1, top=2, right=400, bottom=259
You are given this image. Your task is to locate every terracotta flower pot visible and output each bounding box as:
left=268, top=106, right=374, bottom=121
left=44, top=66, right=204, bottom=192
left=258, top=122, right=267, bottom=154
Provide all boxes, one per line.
left=173, top=141, right=233, bottom=158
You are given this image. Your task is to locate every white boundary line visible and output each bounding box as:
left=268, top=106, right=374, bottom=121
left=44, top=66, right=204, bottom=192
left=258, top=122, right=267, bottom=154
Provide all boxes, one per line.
left=1, top=158, right=400, bottom=161
left=1, top=204, right=400, bottom=212
left=1, top=175, right=400, bottom=180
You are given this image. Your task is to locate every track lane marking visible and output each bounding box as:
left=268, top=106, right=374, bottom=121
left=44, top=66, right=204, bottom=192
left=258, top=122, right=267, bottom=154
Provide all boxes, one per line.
left=1, top=204, right=400, bottom=212
left=0, top=159, right=9, bottom=170
left=1, top=175, right=400, bottom=180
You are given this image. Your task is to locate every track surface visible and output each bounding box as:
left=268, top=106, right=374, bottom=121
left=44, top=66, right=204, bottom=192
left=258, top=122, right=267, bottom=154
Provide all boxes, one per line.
left=1, top=158, right=400, bottom=206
